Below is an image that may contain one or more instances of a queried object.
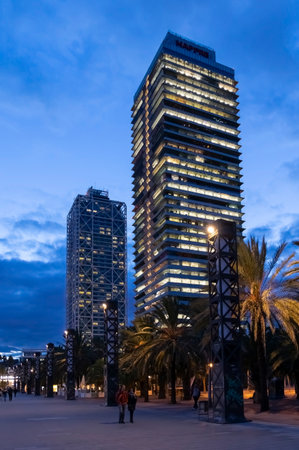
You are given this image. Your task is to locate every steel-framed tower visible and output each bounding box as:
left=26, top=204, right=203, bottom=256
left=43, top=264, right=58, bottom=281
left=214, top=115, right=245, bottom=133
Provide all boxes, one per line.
left=66, top=187, right=127, bottom=339
left=103, top=301, right=119, bottom=406
left=207, top=219, right=245, bottom=423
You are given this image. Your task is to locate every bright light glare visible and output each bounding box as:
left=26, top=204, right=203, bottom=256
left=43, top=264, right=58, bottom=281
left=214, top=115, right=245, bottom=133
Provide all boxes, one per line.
left=207, top=225, right=216, bottom=234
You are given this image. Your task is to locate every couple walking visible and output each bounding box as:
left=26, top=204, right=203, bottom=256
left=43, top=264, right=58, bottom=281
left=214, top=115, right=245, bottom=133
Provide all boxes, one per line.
left=116, top=385, right=137, bottom=424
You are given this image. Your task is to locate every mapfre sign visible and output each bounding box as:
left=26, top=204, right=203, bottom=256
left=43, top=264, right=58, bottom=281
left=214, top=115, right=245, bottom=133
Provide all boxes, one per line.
left=176, top=40, right=209, bottom=59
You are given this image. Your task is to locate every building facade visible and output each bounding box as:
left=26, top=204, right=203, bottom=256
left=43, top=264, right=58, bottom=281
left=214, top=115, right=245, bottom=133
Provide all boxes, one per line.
left=132, top=32, right=243, bottom=315
left=66, top=187, right=126, bottom=338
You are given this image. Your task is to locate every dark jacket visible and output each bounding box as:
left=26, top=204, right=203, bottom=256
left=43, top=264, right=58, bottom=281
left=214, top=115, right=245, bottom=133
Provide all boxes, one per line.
left=127, top=392, right=137, bottom=410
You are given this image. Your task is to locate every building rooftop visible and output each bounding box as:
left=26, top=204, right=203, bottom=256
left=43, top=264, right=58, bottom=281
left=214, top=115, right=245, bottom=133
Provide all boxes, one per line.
left=134, top=31, right=235, bottom=101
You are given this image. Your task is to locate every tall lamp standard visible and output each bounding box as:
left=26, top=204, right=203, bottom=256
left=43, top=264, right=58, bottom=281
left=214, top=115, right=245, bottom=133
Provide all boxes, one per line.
left=102, top=301, right=119, bottom=406
left=13, top=365, right=17, bottom=391
left=65, top=329, right=76, bottom=400
left=34, top=352, right=41, bottom=396
left=20, top=360, right=26, bottom=393
left=208, top=362, right=213, bottom=409
left=207, top=219, right=245, bottom=423
left=46, top=343, right=54, bottom=398
left=26, top=359, right=32, bottom=395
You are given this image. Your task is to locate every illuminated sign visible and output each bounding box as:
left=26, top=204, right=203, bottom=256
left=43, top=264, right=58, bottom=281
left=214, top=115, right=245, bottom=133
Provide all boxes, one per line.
left=176, top=40, right=209, bottom=59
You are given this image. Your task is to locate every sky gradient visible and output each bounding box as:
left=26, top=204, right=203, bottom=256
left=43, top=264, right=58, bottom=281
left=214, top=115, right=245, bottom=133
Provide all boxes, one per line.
left=0, top=0, right=299, bottom=352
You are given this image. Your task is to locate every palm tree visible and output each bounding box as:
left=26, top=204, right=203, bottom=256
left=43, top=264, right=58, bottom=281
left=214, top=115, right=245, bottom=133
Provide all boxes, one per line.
left=271, top=330, right=299, bottom=399
left=121, top=297, right=202, bottom=404
left=55, top=332, right=104, bottom=388
left=238, top=237, right=299, bottom=411
left=120, top=316, right=155, bottom=401
left=86, top=358, right=104, bottom=389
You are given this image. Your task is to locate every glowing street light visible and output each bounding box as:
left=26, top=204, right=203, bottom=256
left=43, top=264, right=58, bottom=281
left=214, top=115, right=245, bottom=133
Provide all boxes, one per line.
left=207, top=225, right=216, bottom=235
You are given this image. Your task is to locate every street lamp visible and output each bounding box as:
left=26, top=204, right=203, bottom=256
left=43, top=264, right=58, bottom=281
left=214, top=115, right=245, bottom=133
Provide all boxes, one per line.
left=34, top=352, right=41, bottom=396
left=46, top=343, right=54, bottom=398
left=207, top=225, right=216, bottom=236
left=207, top=219, right=245, bottom=423
left=26, top=359, right=32, bottom=395
left=208, top=363, right=213, bottom=408
left=65, top=329, right=75, bottom=400
left=102, top=301, right=119, bottom=406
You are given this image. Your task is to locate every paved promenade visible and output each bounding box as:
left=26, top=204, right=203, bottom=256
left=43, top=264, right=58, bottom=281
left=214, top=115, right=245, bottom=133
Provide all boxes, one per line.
left=0, top=395, right=298, bottom=450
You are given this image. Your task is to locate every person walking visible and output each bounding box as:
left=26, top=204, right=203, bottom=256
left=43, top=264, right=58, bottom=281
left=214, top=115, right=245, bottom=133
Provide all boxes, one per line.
left=127, top=388, right=137, bottom=423
left=191, top=381, right=200, bottom=409
left=8, top=386, right=13, bottom=401
left=116, top=385, right=128, bottom=424
left=2, top=388, right=7, bottom=402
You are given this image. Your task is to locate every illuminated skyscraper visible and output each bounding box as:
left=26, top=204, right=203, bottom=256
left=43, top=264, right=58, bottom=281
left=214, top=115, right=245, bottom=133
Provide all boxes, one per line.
left=66, top=187, right=127, bottom=338
left=132, top=32, right=243, bottom=315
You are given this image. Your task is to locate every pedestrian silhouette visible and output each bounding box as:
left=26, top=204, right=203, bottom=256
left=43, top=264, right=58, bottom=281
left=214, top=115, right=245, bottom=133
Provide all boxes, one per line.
left=116, top=385, right=128, bottom=424
left=127, top=388, right=137, bottom=423
left=8, top=386, right=13, bottom=401
left=191, top=380, right=200, bottom=409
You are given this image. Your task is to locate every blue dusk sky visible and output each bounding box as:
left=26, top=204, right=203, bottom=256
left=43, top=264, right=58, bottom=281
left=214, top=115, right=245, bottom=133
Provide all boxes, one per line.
left=0, top=0, right=299, bottom=352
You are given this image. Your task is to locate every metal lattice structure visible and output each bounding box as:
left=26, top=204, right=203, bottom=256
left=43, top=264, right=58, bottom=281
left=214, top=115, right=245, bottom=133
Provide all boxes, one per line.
left=20, top=361, right=26, bottom=393
left=208, top=219, right=245, bottom=423
left=26, top=358, right=32, bottom=395
left=46, top=343, right=54, bottom=398
left=34, top=352, right=41, bottom=396
left=66, top=329, right=75, bottom=401
left=21, top=349, right=45, bottom=395
left=66, top=187, right=127, bottom=340
left=104, top=301, right=119, bottom=406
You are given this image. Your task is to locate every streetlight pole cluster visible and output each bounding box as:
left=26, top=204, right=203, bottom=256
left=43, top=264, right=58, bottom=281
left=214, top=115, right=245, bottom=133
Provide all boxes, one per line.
left=102, top=301, right=119, bottom=406
left=207, top=219, right=245, bottom=423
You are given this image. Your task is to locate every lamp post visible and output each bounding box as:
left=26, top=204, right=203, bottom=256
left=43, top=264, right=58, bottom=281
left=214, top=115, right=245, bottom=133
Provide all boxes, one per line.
left=20, top=360, right=26, bottom=393
left=207, top=219, right=245, bottom=423
left=16, top=365, right=21, bottom=392
left=13, top=365, right=17, bottom=391
left=34, top=352, right=41, bottom=396
left=46, top=343, right=54, bottom=398
left=65, top=329, right=75, bottom=400
left=102, top=301, right=119, bottom=406
left=26, top=359, right=32, bottom=395
left=208, top=362, right=213, bottom=409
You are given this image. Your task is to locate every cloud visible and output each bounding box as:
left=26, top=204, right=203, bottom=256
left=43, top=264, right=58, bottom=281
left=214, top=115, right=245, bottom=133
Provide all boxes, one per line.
left=247, top=214, right=299, bottom=252
left=245, top=225, right=273, bottom=241
left=0, top=0, right=298, bottom=342
left=0, top=216, right=65, bottom=262
left=282, top=158, right=299, bottom=182
left=0, top=256, right=65, bottom=349
left=278, top=215, right=299, bottom=245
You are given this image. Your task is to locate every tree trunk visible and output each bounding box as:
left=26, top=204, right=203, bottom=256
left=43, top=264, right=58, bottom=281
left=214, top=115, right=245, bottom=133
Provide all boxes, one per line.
left=256, top=335, right=269, bottom=411
left=202, top=376, right=206, bottom=393
left=158, top=370, right=167, bottom=399
left=140, top=378, right=149, bottom=402
left=182, top=373, right=191, bottom=400
left=294, top=369, right=299, bottom=400
left=170, top=353, right=176, bottom=404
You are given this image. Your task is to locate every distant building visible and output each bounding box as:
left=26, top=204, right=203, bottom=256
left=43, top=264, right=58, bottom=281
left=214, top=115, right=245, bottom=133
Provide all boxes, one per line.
left=66, top=187, right=127, bottom=338
left=132, top=32, right=243, bottom=315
